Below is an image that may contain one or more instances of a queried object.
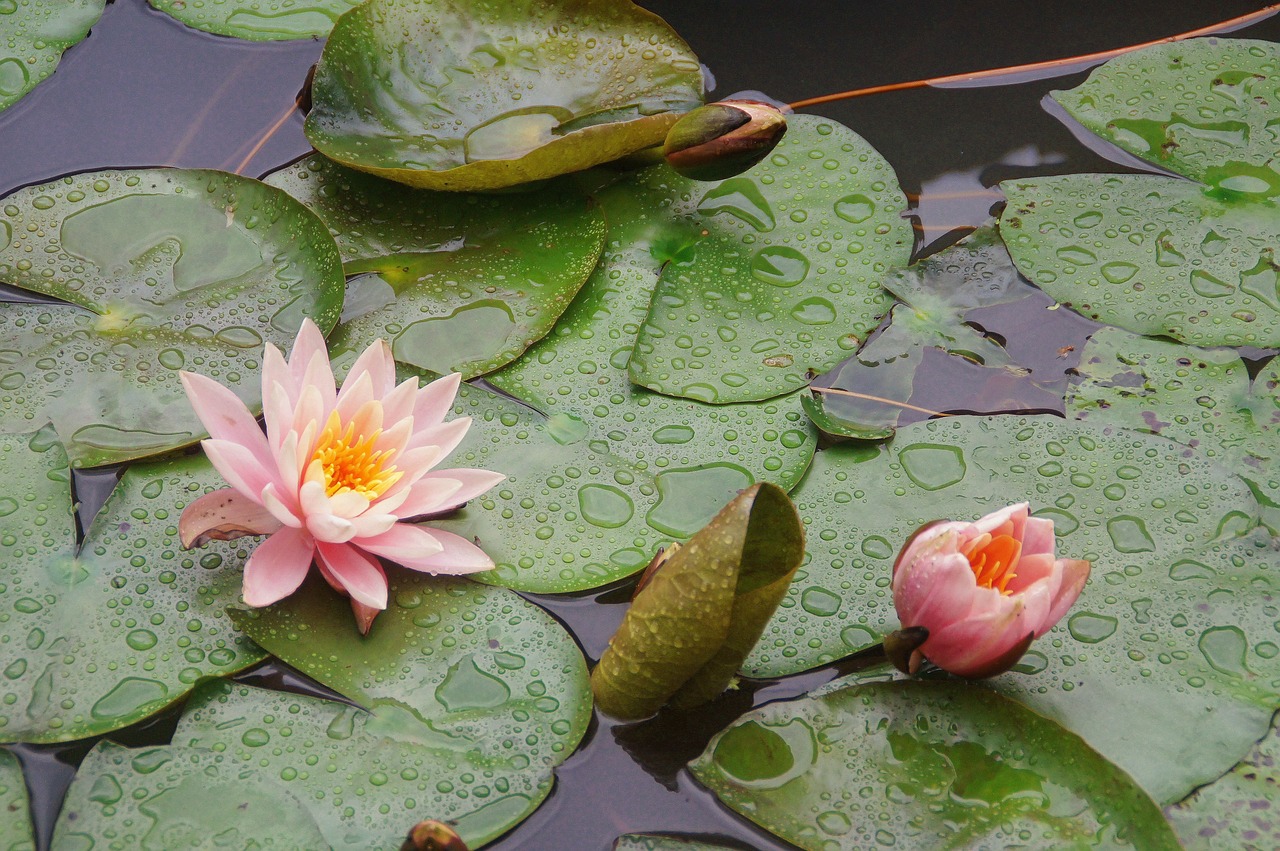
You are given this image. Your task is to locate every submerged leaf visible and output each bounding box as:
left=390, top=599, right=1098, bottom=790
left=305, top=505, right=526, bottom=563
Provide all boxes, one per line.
left=592, top=483, right=804, bottom=720
left=0, top=0, right=103, bottom=113
left=149, top=0, right=361, bottom=41
left=0, top=749, right=32, bottom=850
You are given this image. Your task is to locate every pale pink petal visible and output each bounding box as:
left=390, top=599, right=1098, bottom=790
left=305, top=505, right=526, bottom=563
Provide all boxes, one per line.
left=291, top=384, right=327, bottom=446
left=316, top=543, right=387, bottom=609
left=334, top=371, right=376, bottom=423
left=356, top=523, right=445, bottom=565
left=242, top=527, right=315, bottom=607
left=308, top=513, right=358, bottom=543
left=264, top=381, right=296, bottom=454
left=973, top=502, right=1028, bottom=538
left=1021, top=516, right=1056, bottom=558
left=397, top=469, right=506, bottom=517
left=1003, top=552, right=1054, bottom=594
left=406, top=416, right=471, bottom=456
left=261, top=342, right=295, bottom=406
left=1042, top=559, right=1091, bottom=632
left=180, top=372, right=269, bottom=463
left=180, top=488, right=282, bottom=548
left=344, top=339, right=396, bottom=399
left=896, top=549, right=981, bottom=628
left=892, top=521, right=962, bottom=586
left=327, top=489, right=371, bottom=519
left=373, top=416, right=413, bottom=459
left=925, top=600, right=1027, bottom=677
left=361, top=526, right=492, bottom=574
left=202, top=439, right=278, bottom=504
left=288, top=319, right=329, bottom=381
left=261, top=483, right=303, bottom=528
left=275, top=431, right=305, bottom=495
left=380, top=376, right=420, bottom=425
left=412, top=372, right=462, bottom=429
left=349, top=512, right=398, bottom=539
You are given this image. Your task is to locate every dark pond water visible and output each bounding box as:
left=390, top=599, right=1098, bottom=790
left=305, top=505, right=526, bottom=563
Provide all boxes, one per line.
left=3, top=1, right=1279, bottom=849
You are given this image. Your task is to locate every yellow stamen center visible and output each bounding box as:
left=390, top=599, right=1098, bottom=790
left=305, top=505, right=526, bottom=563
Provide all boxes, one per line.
left=962, top=533, right=1022, bottom=594
left=311, top=411, right=402, bottom=499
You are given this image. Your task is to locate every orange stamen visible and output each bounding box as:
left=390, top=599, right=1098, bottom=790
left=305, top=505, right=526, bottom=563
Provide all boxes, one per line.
left=312, top=411, right=403, bottom=499
left=963, top=534, right=1022, bottom=594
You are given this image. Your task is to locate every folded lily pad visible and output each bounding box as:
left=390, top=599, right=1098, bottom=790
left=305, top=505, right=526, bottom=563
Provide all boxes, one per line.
left=266, top=154, right=606, bottom=378
left=0, top=749, right=32, bottom=851
left=629, top=115, right=912, bottom=403
left=1053, top=38, right=1280, bottom=200
left=0, top=168, right=344, bottom=466
left=746, top=415, right=1277, bottom=805
left=592, top=483, right=804, bottom=720
left=691, top=680, right=1178, bottom=850
left=149, top=0, right=361, bottom=40
left=0, top=0, right=103, bottom=113
left=304, top=0, right=704, bottom=190
left=0, top=430, right=265, bottom=743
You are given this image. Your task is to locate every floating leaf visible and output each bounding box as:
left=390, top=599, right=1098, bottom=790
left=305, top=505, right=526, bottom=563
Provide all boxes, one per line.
left=1068, top=326, right=1280, bottom=530
left=489, top=163, right=816, bottom=499
left=0, top=749, right=32, bottom=851
left=746, top=415, right=1277, bottom=804
left=266, top=154, right=605, bottom=378
left=1053, top=38, right=1280, bottom=199
left=149, top=0, right=361, bottom=41
left=592, top=483, right=804, bottom=720
left=629, top=115, right=911, bottom=403
left=0, top=168, right=344, bottom=466
left=0, top=0, right=103, bottom=113
left=615, top=837, right=739, bottom=851
left=0, top=431, right=265, bottom=743
left=691, top=680, right=1179, bottom=850
left=304, top=0, right=703, bottom=190
left=54, top=741, right=328, bottom=849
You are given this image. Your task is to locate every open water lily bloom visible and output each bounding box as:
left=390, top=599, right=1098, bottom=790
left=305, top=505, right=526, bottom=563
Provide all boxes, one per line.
left=891, top=502, right=1091, bottom=678
left=178, top=319, right=506, bottom=633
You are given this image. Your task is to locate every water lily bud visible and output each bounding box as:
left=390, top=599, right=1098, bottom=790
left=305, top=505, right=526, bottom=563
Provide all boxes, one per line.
left=401, top=819, right=468, bottom=851
left=891, top=503, right=1091, bottom=679
left=664, top=100, right=788, bottom=181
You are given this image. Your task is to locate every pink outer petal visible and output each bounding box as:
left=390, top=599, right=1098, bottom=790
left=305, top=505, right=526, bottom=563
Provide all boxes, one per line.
left=379, top=377, right=420, bottom=426
left=971, top=502, right=1028, bottom=542
left=356, top=523, right=445, bottom=569
left=388, top=528, right=495, bottom=574
left=892, top=521, right=964, bottom=587
left=1003, top=552, right=1054, bottom=595
left=1041, top=559, right=1091, bottom=635
left=316, top=543, right=388, bottom=609
left=288, top=319, right=328, bottom=385
left=407, top=416, right=471, bottom=456
left=1021, top=516, right=1056, bottom=559
left=180, top=488, right=283, bottom=548
left=412, top=372, right=462, bottom=430
left=242, top=527, right=316, bottom=607
left=180, top=372, right=270, bottom=465
left=924, top=599, right=1029, bottom=677
left=202, top=439, right=279, bottom=505
left=894, top=549, right=979, bottom=629
left=261, top=342, right=295, bottom=407
left=344, top=338, right=396, bottom=400
left=396, top=469, right=507, bottom=517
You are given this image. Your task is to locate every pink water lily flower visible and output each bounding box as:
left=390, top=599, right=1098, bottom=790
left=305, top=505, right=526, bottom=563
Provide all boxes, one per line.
left=891, top=502, right=1090, bottom=679
left=178, top=319, right=505, bottom=634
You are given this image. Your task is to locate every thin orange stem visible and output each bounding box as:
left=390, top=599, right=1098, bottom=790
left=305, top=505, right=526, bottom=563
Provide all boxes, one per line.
left=232, top=101, right=301, bottom=176
left=810, top=385, right=950, bottom=418
left=788, top=4, right=1280, bottom=109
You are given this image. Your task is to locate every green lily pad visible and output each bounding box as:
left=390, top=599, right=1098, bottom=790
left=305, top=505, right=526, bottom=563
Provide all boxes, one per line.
left=629, top=115, right=912, bottom=403
left=149, top=0, right=361, bottom=41
left=0, top=749, right=32, bottom=851
left=615, top=837, right=739, bottom=851
left=0, top=168, right=344, bottom=466
left=303, top=0, right=704, bottom=191
left=691, top=680, right=1178, bottom=851
left=54, top=741, right=328, bottom=849
left=488, top=162, right=816, bottom=493
left=0, top=430, right=265, bottom=743
left=1053, top=38, right=1280, bottom=199
left=746, top=415, right=1277, bottom=804
left=265, top=154, right=606, bottom=379
left=592, top=483, right=804, bottom=720
left=0, top=0, right=103, bottom=113
left=1068, top=326, right=1280, bottom=531
left=1001, top=173, right=1280, bottom=348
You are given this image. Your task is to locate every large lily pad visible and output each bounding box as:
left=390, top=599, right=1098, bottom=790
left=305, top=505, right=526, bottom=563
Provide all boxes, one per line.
left=746, top=415, right=1277, bottom=804
left=489, top=162, right=816, bottom=495
left=0, top=0, right=103, bottom=113
left=1000, top=174, right=1280, bottom=348
left=0, top=749, right=32, bottom=851
left=266, top=154, right=606, bottom=379
left=0, top=168, right=344, bottom=466
left=592, top=483, right=804, bottom=720
left=1068, top=326, right=1280, bottom=530
left=303, top=0, right=704, bottom=191
left=691, top=680, right=1178, bottom=850
left=0, top=431, right=265, bottom=743
left=630, top=115, right=912, bottom=403
left=1053, top=38, right=1280, bottom=200
left=149, top=0, right=361, bottom=41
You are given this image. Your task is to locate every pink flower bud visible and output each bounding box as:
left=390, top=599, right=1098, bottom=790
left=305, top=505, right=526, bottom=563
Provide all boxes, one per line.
left=891, top=503, right=1091, bottom=678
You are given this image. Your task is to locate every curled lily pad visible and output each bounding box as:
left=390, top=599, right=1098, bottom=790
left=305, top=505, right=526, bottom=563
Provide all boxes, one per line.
left=304, top=0, right=704, bottom=190
left=630, top=115, right=912, bottom=403
left=0, top=168, right=344, bottom=466
left=0, top=749, right=32, bottom=850
left=746, top=415, right=1277, bottom=804
left=592, top=483, right=804, bottom=720
left=691, top=680, right=1178, bottom=850
left=0, top=0, right=103, bottom=113
left=1000, top=173, right=1280, bottom=348
left=1053, top=38, right=1280, bottom=199
left=266, top=154, right=606, bottom=378
left=0, top=431, right=265, bottom=743
left=149, top=0, right=361, bottom=41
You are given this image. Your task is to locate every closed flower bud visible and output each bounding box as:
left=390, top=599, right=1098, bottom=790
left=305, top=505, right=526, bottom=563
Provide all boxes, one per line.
left=664, top=100, right=788, bottom=181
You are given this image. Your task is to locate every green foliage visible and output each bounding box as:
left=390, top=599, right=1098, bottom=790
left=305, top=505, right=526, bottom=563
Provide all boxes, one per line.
left=149, top=0, right=361, bottom=40
left=0, top=0, right=103, bottom=113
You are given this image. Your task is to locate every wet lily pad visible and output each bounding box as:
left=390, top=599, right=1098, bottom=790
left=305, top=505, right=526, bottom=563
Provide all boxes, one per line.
left=1053, top=38, right=1280, bottom=199
left=0, top=430, right=265, bottom=743
left=0, top=0, right=103, bottom=113
left=0, top=168, right=344, bottom=466
left=0, top=749, right=32, bottom=851
left=630, top=115, right=912, bottom=403
left=1000, top=174, right=1280, bottom=348
left=266, top=154, right=606, bottom=378
left=691, top=680, right=1178, bottom=850
left=304, top=0, right=704, bottom=190
left=1068, top=326, right=1280, bottom=531
left=746, top=415, right=1277, bottom=804
left=489, top=163, right=816, bottom=495
left=149, top=0, right=361, bottom=41
left=592, top=483, right=804, bottom=720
